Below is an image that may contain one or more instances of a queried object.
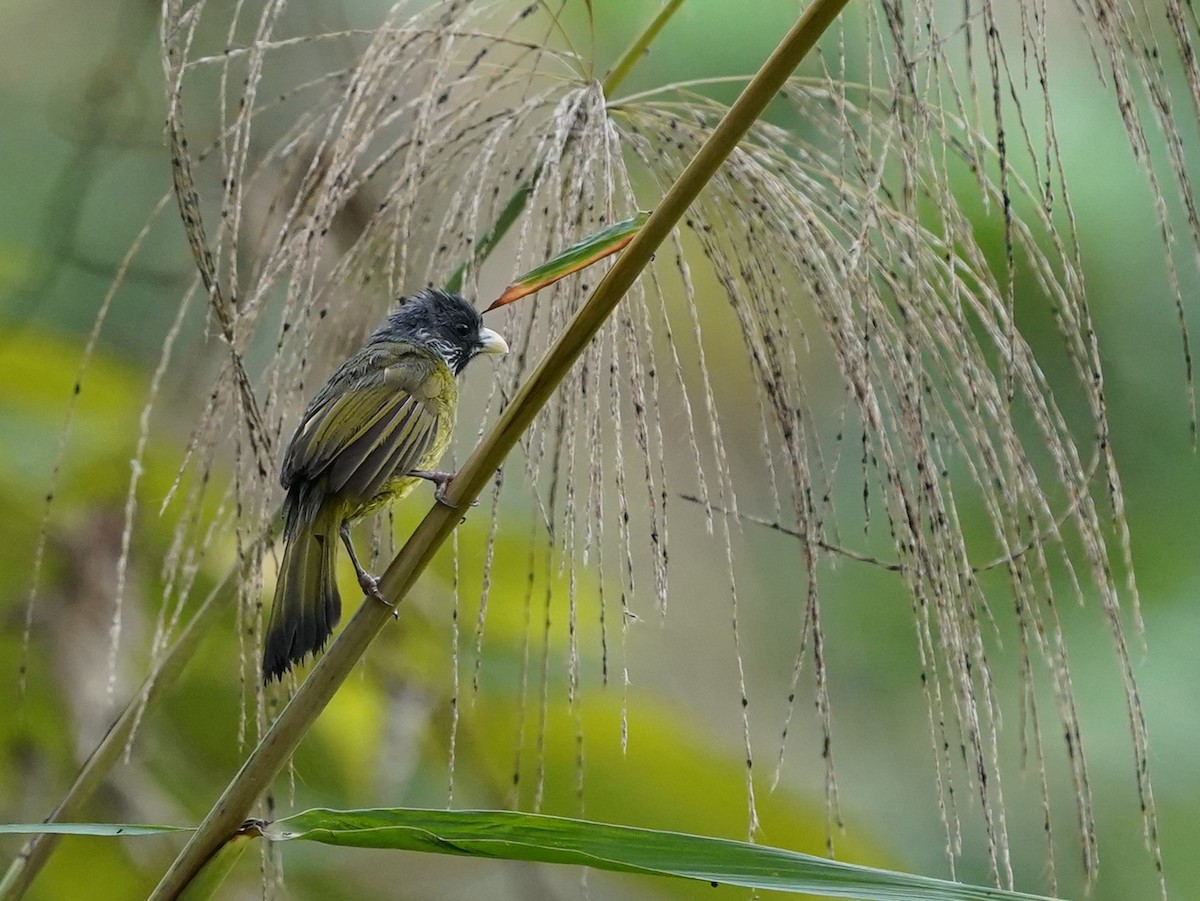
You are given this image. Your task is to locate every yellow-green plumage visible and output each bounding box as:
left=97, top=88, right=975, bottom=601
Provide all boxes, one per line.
left=263, top=289, right=506, bottom=682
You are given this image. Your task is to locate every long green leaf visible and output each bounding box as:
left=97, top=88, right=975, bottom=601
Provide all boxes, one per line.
left=0, top=824, right=189, bottom=837
left=484, top=211, right=650, bottom=311
left=0, top=810, right=1054, bottom=900
left=267, top=808, right=1053, bottom=901
left=0, top=822, right=248, bottom=901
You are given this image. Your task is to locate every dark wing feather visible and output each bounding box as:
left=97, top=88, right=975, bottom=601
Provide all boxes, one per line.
left=328, top=394, right=435, bottom=498
left=282, top=353, right=442, bottom=503
left=284, top=381, right=406, bottom=480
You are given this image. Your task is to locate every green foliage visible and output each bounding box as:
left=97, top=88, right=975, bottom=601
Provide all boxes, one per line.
left=486, top=212, right=651, bottom=310
left=267, top=807, right=1051, bottom=900
left=0, top=812, right=1048, bottom=901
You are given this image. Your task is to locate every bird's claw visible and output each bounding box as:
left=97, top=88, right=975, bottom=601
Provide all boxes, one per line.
left=411, top=469, right=478, bottom=508
left=358, top=571, right=393, bottom=608
left=434, top=481, right=454, bottom=507
left=340, top=522, right=393, bottom=610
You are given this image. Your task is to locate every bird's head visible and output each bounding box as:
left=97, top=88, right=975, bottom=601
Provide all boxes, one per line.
left=383, top=288, right=508, bottom=374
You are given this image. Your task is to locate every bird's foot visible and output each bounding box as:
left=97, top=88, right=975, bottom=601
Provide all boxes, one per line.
left=339, top=522, right=396, bottom=617
left=358, top=571, right=398, bottom=619
left=359, top=567, right=398, bottom=616
left=410, top=469, right=478, bottom=508
left=357, top=570, right=386, bottom=603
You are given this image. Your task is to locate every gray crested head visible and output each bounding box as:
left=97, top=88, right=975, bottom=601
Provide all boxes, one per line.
left=377, top=288, right=507, bottom=374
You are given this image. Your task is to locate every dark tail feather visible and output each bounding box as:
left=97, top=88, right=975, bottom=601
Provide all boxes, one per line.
left=262, top=505, right=341, bottom=682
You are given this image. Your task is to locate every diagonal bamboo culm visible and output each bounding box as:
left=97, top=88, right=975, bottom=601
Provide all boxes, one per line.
left=149, top=1, right=851, bottom=896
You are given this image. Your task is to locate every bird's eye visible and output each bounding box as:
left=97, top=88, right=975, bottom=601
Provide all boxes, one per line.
left=456, top=321, right=473, bottom=338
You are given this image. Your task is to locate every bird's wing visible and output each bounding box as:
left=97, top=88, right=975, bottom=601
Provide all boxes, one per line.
left=283, top=352, right=449, bottom=501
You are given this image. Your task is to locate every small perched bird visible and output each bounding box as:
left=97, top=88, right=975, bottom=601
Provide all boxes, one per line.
left=263, top=288, right=508, bottom=682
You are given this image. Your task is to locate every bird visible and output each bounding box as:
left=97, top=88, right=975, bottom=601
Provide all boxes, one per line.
left=262, top=288, right=508, bottom=682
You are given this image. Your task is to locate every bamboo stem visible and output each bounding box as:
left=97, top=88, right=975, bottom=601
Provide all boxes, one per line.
left=603, top=0, right=688, bottom=96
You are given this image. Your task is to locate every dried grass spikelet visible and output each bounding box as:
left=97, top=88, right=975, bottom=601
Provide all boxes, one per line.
left=613, top=77, right=1139, bottom=886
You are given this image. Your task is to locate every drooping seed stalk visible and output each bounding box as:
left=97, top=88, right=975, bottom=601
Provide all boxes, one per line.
left=149, top=2, right=851, bottom=896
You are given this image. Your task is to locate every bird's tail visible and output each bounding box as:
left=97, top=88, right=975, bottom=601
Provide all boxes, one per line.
left=262, top=501, right=341, bottom=682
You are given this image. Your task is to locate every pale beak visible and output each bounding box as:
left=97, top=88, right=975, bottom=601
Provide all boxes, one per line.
left=477, top=326, right=509, bottom=355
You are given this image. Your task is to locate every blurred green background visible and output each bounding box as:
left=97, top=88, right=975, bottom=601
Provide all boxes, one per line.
left=1, top=1, right=1197, bottom=899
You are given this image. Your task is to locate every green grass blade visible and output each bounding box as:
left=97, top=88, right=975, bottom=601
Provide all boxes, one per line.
left=0, top=822, right=247, bottom=900
left=485, top=211, right=650, bottom=311
left=0, top=823, right=190, bottom=837
left=444, top=172, right=538, bottom=295
left=267, top=808, right=1053, bottom=901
